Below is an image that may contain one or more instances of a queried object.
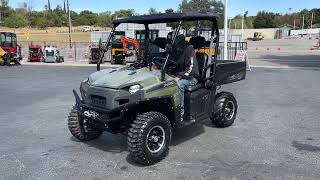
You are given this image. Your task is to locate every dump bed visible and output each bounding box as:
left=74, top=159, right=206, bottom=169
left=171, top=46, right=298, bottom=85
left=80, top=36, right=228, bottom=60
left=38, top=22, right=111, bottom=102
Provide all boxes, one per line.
left=215, top=60, right=246, bottom=86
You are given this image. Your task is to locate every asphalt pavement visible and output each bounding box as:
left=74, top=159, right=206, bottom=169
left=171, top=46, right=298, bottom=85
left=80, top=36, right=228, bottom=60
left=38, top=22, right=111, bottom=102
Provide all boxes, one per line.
left=0, top=65, right=319, bottom=180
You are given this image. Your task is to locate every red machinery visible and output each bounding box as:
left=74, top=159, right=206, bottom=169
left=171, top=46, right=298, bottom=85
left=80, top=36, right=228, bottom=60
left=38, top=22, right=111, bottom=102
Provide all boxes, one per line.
left=28, top=45, right=43, bottom=62
left=111, top=36, right=140, bottom=64
left=0, top=32, right=22, bottom=65
left=120, top=36, right=140, bottom=51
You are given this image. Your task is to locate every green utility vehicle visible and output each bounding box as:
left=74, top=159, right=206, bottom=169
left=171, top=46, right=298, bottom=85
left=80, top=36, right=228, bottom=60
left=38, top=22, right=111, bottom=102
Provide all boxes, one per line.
left=68, top=12, right=246, bottom=165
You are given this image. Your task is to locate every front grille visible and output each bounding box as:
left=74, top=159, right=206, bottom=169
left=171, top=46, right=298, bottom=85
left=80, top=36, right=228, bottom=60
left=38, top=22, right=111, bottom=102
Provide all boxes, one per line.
left=91, top=95, right=106, bottom=108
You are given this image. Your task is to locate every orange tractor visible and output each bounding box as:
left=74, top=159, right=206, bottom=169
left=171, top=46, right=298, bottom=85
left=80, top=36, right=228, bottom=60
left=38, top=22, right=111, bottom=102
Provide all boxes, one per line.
left=111, top=36, right=140, bottom=64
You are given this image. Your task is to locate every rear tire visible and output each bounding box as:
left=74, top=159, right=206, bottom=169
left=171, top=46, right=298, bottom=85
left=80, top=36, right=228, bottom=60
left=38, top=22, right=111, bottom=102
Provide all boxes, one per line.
left=211, top=92, right=238, bottom=128
left=128, top=112, right=172, bottom=165
left=68, top=106, right=103, bottom=141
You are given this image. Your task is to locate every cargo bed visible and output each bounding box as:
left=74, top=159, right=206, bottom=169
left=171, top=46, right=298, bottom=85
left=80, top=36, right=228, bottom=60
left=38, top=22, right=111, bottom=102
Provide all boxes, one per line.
left=215, top=60, right=246, bottom=86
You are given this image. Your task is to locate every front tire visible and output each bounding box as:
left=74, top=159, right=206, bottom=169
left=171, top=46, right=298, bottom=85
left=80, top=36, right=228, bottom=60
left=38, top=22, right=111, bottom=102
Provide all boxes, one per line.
left=128, top=112, right=172, bottom=165
left=68, top=106, right=103, bottom=141
left=211, top=92, right=238, bottom=128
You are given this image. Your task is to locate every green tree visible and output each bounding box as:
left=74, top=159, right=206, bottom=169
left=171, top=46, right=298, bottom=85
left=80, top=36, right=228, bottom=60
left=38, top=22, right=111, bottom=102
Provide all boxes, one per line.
left=113, top=9, right=135, bottom=19
left=165, top=8, right=174, bottom=14
left=95, top=12, right=112, bottom=27
left=4, top=13, right=30, bottom=27
left=72, top=10, right=98, bottom=26
left=148, top=8, right=159, bottom=15
left=0, top=0, right=9, bottom=7
left=178, top=0, right=224, bottom=29
left=253, top=11, right=281, bottom=28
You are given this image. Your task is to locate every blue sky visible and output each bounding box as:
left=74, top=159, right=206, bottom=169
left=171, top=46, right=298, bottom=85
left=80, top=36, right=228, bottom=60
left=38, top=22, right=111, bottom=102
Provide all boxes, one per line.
left=9, top=0, right=320, bottom=17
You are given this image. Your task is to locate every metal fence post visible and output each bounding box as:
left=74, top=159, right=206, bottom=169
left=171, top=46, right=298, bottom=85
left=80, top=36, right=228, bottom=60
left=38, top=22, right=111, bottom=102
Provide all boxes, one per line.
left=74, top=42, right=77, bottom=62
left=234, top=42, right=238, bottom=60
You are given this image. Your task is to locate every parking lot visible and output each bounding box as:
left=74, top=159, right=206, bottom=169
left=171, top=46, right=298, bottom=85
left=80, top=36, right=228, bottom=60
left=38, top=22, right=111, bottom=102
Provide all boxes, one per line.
left=0, top=61, right=319, bottom=179
left=247, top=36, right=320, bottom=68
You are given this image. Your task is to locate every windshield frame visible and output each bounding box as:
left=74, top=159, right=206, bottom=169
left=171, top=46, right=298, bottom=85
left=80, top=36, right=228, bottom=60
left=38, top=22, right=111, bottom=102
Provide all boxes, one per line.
left=97, top=17, right=220, bottom=81
left=0, top=32, right=17, bottom=47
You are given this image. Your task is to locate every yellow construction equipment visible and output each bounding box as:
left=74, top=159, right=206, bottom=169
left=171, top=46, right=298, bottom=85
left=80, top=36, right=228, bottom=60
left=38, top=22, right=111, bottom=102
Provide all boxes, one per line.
left=0, top=47, right=6, bottom=66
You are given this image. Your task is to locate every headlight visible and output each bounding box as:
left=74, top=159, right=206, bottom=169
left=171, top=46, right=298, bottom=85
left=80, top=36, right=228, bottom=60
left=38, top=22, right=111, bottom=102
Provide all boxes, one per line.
left=83, top=78, right=89, bottom=83
left=129, top=85, right=141, bottom=94
left=80, top=85, right=87, bottom=98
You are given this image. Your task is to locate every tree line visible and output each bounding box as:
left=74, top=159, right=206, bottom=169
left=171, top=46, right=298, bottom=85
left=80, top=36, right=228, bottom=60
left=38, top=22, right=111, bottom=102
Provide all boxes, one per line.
left=0, top=0, right=319, bottom=29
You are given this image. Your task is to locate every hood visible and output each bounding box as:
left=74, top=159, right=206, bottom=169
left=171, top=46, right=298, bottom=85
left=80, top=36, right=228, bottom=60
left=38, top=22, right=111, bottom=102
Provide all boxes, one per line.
left=88, top=66, right=161, bottom=89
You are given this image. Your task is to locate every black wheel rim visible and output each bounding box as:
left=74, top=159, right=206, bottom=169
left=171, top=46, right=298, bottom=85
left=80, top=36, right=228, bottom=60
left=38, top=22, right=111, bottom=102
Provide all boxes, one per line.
left=81, top=118, right=92, bottom=133
left=225, top=101, right=235, bottom=120
left=146, top=125, right=165, bottom=153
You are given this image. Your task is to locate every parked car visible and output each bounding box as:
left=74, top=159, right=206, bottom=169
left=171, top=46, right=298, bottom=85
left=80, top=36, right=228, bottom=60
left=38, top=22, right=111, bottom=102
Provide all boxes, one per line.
left=43, top=46, right=64, bottom=63
left=82, top=26, right=92, bottom=32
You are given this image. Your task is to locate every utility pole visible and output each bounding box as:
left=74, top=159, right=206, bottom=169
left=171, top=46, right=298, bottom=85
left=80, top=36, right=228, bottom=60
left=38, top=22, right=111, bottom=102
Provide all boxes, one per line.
left=311, top=12, right=314, bottom=29
left=302, top=15, right=305, bottom=29
left=241, top=10, right=244, bottom=40
left=67, top=0, right=72, bottom=48
left=223, top=0, right=228, bottom=60
left=63, top=0, right=66, bottom=13
left=0, top=1, right=3, bottom=25
left=293, top=19, right=296, bottom=30
left=47, top=0, right=51, bottom=11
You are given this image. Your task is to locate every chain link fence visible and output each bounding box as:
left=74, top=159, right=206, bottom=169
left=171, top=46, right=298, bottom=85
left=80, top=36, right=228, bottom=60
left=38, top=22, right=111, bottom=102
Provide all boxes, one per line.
left=20, top=41, right=112, bottom=63
left=19, top=41, right=247, bottom=63
left=218, top=42, right=248, bottom=60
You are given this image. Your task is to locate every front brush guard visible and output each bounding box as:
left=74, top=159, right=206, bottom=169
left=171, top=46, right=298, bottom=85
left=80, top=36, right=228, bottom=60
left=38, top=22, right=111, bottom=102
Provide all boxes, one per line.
left=73, top=90, right=137, bottom=123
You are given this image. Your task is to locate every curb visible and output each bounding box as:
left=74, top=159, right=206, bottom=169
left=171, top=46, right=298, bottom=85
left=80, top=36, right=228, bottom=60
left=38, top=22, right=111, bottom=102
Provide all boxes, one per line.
left=20, top=62, right=122, bottom=68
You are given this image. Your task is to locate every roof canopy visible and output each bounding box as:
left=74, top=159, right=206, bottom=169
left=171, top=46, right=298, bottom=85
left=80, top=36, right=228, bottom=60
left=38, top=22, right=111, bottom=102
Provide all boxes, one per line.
left=112, top=12, right=219, bottom=26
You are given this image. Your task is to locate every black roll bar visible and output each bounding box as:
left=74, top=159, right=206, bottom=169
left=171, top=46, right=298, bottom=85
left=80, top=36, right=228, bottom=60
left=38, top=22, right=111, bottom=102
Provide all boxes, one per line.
left=161, top=21, right=182, bottom=81
left=97, top=27, right=115, bottom=71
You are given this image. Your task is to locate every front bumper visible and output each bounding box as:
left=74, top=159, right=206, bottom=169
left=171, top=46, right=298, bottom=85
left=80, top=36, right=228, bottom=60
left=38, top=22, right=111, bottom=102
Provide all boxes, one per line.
left=73, top=89, right=139, bottom=123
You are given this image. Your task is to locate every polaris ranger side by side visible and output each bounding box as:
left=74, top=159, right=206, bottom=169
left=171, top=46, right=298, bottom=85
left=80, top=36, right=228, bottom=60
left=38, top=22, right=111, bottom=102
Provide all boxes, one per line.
left=68, top=12, right=246, bottom=165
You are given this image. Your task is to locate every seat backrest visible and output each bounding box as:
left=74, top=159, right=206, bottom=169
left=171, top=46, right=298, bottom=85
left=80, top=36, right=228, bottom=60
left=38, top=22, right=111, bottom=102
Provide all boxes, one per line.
left=189, top=36, right=207, bottom=49
left=152, top=37, right=169, bottom=50
left=196, top=52, right=208, bottom=82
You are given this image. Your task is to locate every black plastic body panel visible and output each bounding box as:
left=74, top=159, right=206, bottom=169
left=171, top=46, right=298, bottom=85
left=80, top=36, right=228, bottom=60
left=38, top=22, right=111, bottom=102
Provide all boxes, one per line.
left=215, top=60, right=246, bottom=86
left=184, top=87, right=215, bottom=124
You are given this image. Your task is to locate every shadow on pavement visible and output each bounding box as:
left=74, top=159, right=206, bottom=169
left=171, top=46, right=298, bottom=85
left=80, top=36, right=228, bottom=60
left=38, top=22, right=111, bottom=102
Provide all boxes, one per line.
left=72, top=133, right=127, bottom=153
left=71, top=122, right=207, bottom=167
left=259, top=54, right=320, bottom=68
left=171, top=123, right=206, bottom=146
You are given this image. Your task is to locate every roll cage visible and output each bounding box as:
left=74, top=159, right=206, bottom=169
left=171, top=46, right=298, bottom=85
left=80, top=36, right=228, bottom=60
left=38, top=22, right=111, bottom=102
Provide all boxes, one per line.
left=97, top=12, right=220, bottom=86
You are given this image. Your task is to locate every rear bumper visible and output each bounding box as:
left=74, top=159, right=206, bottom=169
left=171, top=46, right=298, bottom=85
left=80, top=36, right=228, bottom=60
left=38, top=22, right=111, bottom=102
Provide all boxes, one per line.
left=29, top=57, right=41, bottom=62
left=44, top=57, right=56, bottom=63
left=73, top=90, right=137, bottom=123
